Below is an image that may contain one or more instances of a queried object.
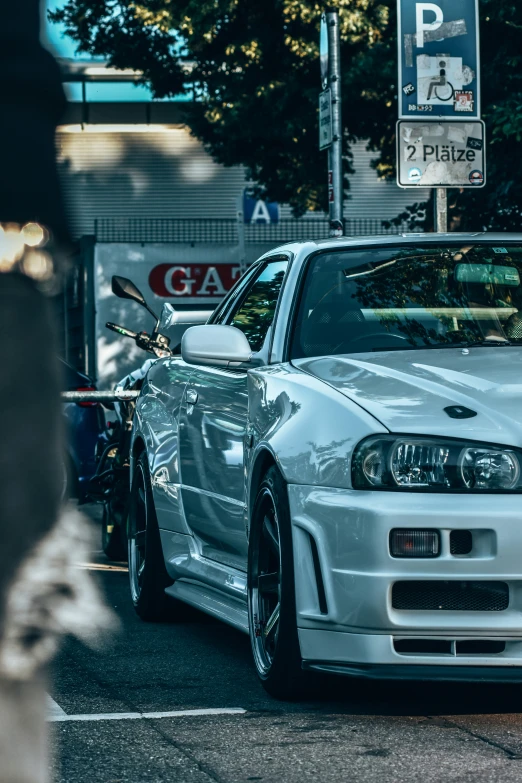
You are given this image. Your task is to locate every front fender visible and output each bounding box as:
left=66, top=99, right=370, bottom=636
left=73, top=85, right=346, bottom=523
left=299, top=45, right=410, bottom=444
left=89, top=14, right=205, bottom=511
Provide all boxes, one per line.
left=247, top=363, right=388, bottom=493
left=130, top=358, right=192, bottom=486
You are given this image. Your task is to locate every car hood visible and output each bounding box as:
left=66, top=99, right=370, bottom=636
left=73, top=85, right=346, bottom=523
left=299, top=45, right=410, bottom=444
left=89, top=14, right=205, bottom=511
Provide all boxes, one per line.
left=293, top=348, right=522, bottom=447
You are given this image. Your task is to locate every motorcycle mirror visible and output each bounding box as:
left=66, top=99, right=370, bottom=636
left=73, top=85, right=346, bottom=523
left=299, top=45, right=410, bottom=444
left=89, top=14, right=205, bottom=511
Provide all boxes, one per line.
left=111, top=275, right=159, bottom=332
left=112, top=276, right=147, bottom=306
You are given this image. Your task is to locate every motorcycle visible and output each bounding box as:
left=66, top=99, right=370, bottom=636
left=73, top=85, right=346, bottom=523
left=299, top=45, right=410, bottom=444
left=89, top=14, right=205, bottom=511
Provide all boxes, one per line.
left=89, top=275, right=173, bottom=560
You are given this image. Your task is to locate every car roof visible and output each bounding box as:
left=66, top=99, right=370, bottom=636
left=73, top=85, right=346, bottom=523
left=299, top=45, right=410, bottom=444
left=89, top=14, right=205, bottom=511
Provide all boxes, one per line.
left=258, top=232, right=522, bottom=260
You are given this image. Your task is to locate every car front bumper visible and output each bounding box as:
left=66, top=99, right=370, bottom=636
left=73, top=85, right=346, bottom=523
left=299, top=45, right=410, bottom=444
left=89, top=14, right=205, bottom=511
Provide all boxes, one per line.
left=288, top=485, right=522, bottom=676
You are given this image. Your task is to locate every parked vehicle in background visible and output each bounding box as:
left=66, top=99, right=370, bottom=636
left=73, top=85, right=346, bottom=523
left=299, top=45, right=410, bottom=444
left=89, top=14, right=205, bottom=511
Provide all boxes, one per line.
left=90, top=275, right=208, bottom=559
left=92, top=358, right=154, bottom=560
left=61, top=359, right=106, bottom=502
left=128, top=233, right=522, bottom=699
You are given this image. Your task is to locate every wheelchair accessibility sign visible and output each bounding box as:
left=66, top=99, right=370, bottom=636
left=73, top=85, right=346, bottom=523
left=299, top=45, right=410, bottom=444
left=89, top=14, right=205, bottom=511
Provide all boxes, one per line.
left=398, top=0, right=480, bottom=120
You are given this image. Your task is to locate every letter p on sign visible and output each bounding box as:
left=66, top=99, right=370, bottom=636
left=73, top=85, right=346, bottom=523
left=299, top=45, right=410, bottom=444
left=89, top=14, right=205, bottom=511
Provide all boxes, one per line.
left=416, top=2, right=443, bottom=48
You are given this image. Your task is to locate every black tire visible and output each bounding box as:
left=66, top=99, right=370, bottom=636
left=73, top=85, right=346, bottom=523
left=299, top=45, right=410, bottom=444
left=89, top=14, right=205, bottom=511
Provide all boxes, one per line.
left=128, top=452, right=174, bottom=621
left=248, top=465, right=308, bottom=699
left=101, top=503, right=127, bottom=561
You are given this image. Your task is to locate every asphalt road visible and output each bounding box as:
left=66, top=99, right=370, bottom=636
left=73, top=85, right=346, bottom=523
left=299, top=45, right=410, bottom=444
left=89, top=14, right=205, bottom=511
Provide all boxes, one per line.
left=51, top=509, right=522, bottom=783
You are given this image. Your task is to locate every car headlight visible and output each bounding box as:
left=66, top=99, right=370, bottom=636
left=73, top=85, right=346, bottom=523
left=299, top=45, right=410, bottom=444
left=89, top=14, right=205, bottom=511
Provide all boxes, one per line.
left=352, top=436, right=522, bottom=492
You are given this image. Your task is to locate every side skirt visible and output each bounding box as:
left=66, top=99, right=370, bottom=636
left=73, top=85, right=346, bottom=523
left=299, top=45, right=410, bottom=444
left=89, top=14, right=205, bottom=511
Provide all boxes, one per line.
left=166, top=580, right=249, bottom=634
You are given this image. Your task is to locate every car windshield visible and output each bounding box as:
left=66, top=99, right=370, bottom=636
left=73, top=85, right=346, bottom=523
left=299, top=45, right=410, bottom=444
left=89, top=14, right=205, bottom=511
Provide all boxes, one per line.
left=291, top=243, right=522, bottom=358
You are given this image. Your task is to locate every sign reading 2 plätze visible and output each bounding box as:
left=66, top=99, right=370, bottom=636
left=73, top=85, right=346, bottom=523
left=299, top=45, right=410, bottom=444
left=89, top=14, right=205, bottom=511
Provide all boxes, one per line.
left=149, top=263, right=242, bottom=298
left=398, top=0, right=480, bottom=120
left=397, top=119, right=485, bottom=187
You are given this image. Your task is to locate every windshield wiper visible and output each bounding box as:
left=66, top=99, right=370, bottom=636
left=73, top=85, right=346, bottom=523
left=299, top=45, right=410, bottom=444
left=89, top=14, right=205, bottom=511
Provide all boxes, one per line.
left=465, top=340, right=514, bottom=347
left=370, top=342, right=470, bottom=352
left=370, top=340, right=516, bottom=352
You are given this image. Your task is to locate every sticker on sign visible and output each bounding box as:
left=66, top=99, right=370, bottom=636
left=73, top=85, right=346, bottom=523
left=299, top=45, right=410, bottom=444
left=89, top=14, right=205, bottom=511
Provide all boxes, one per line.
left=397, top=119, right=485, bottom=187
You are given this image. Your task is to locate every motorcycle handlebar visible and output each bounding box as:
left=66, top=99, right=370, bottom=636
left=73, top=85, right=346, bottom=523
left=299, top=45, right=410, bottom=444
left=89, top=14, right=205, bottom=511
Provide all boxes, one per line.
left=106, top=322, right=138, bottom=339
left=106, top=321, right=170, bottom=357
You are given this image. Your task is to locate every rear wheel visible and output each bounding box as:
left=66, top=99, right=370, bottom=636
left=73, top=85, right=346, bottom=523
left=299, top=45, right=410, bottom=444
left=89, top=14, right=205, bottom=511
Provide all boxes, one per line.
left=248, top=466, right=308, bottom=699
left=101, top=502, right=127, bottom=561
left=128, top=452, right=174, bottom=621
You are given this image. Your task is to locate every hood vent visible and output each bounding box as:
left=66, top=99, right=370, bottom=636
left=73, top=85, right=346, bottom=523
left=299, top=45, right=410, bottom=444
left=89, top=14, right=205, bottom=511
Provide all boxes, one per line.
left=444, top=405, right=477, bottom=419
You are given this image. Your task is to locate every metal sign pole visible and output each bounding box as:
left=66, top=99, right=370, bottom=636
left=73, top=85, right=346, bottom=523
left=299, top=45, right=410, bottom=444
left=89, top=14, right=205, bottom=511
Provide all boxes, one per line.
left=435, top=187, right=448, bottom=233
left=326, top=9, right=343, bottom=237
left=236, top=195, right=247, bottom=275
left=61, top=390, right=140, bottom=402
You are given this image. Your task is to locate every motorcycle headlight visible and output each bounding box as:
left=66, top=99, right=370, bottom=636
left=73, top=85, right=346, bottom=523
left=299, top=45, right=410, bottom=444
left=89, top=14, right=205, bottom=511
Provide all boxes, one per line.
left=352, top=436, right=522, bottom=492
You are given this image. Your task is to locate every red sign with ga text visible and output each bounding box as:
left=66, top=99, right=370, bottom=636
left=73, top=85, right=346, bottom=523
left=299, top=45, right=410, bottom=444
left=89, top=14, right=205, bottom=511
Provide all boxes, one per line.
left=149, top=263, right=242, bottom=299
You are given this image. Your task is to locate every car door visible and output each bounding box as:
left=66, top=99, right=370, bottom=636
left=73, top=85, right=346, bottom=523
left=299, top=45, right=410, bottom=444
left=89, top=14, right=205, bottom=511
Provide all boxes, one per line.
left=179, top=257, right=289, bottom=571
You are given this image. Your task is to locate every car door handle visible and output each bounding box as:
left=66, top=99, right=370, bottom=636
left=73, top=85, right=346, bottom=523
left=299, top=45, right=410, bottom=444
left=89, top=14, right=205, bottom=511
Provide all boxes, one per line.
left=186, top=388, right=198, bottom=405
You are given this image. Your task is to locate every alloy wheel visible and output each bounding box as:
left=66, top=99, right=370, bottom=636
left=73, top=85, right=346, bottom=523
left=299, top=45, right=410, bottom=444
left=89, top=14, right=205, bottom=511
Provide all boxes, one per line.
left=250, top=488, right=282, bottom=675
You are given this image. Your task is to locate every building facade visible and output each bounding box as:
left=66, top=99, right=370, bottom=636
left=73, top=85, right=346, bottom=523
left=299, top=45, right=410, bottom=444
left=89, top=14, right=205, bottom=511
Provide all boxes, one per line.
left=56, top=124, right=427, bottom=239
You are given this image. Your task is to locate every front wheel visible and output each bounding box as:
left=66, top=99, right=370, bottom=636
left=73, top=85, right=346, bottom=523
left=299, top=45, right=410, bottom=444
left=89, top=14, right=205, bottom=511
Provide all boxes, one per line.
left=247, top=466, right=308, bottom=699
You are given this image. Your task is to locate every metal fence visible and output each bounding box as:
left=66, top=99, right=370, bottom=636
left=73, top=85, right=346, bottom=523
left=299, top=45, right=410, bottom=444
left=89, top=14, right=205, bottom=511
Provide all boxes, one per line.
left=94, top=217, right=409, bottom=244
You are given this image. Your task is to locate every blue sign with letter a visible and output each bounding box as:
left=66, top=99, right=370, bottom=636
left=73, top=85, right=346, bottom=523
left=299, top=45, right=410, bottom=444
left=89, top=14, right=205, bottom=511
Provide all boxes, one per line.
left=398, top=0, right=480, bottom=120
left=243, top=190, right=279, bottom=224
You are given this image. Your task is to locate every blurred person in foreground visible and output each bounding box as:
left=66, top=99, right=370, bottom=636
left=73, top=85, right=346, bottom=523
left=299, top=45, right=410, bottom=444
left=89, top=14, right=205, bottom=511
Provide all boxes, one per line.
left=0, top=2, right=111, bottom=781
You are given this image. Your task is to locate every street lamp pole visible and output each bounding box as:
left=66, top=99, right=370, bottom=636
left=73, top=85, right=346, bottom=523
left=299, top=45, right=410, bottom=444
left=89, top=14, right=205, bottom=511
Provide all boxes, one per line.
left=326, top=9, right=343, bottom=237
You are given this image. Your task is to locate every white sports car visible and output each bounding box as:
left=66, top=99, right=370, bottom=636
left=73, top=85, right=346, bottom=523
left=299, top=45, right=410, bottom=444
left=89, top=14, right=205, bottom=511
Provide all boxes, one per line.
left=129, top=233, right=522, bottom=698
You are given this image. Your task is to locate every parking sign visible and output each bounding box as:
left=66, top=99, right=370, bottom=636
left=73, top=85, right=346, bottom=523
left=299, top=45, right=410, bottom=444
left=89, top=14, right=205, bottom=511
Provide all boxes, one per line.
left=397, top=119, right=486, bottom=187
left=398, top=0, right=480, bottom=120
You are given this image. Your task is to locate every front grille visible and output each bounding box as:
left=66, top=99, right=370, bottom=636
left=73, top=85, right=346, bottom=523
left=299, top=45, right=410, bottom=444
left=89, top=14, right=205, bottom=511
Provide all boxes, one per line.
left=392, top=581, right=509, bottom=612
left=450, top=530, right=473, bottom=555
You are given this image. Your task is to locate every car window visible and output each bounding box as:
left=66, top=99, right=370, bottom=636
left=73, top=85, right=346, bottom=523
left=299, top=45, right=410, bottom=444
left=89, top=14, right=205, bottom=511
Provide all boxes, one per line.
left=227, top=259, right=288, bottom=353
left=209, top=264, right=260, bottom=325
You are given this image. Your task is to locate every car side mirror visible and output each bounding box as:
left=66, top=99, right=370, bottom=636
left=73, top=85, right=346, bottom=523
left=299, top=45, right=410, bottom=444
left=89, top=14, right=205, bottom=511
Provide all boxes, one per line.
left=181, top=325, right=252, bottom=367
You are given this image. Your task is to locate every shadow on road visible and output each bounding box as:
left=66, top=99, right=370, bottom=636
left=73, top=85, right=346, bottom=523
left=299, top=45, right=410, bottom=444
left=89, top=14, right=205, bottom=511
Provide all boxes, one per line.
left=73, top=563, right=522, bottom=721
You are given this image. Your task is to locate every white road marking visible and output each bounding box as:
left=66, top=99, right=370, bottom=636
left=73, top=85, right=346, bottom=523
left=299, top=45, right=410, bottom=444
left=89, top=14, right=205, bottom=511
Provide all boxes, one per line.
left=48, top=707, right=246, bottom=723
left=47, top=695, right=67, bottom=717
